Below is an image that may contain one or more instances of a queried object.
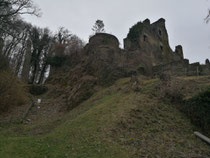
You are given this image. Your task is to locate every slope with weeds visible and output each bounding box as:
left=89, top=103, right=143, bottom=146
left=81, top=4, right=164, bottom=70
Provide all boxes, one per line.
left=0, top=76, right=210, bottom=157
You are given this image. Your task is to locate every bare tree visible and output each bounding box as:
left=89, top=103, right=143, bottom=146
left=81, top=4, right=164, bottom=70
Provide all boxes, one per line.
left=0, top=38, right=3, bottom=54
left=29, top=27, right=52, bottom=84
left=55, top=27, right=72, bottom=45
left=52, top=27, right=72, bottom=56
left=1, top=20, right=32, bottom=74
left=0, top=0, right=40, bottom=16
left=205, top=9, right=210, bottom=23
left=65, top=35, right=85, bottom=55
left=0, top=0, right=40, bottom=76
left=0, top=0, right=40, bottom=36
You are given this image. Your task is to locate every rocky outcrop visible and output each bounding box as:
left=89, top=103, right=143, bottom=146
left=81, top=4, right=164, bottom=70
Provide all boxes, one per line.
left=65, top=75, right=97, bottom=110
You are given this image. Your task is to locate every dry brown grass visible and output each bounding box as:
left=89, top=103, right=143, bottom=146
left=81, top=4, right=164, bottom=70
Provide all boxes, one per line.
left=158, top=75, right=184, bottom=103
left=0, top=71, right=28, bottom=113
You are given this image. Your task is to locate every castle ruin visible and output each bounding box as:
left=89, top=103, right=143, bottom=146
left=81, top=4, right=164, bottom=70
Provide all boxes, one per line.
left=84, top=18, right=210, bottom=78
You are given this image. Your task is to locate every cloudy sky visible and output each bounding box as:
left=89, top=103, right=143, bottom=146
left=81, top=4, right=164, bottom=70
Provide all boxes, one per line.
left=23, top=0, right=210, bottom=63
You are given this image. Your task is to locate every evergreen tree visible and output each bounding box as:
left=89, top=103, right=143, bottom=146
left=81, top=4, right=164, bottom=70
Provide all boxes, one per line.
left=92, top=20, right=105, bottom=33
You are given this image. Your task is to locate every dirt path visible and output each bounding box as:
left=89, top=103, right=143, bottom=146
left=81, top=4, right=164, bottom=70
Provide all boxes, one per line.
left=23, top=95, right=67, bottom=125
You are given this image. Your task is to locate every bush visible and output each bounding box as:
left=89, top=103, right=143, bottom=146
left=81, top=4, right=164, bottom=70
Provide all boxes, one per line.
left=29, top=85, right=48, bottom=95
left=127, top=21, right=143, bottom=43
left=159, top=72, right=171, bottom=82
left=182, top=87, right=210, bottom=135
left=0, top=71, right=28, bottom=113
left=160, top=81, right=183, bottom=103
left=47, top=56, right=68, bottom=67
left=159, top=73, right=183, bottom=103
left=0, top=54, right=9, bottom=70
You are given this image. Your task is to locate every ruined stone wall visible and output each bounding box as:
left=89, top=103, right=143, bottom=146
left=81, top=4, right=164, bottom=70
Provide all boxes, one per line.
left=123, top=18, right=184, bottom=73
left=89, top=33, right=119, bottom=48
left=123, top=18, right=210, bottom=76
left=152, top=60, right=187, bottom=76
left=75, top=19, right=210, bottom=81
left=82, top=33, right=128, bottom=85
left=153, top=60, right=210, bottom=76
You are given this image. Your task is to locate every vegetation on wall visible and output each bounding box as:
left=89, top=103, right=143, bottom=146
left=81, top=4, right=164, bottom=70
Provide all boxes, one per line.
left=127, top=21, right=144, bottom=43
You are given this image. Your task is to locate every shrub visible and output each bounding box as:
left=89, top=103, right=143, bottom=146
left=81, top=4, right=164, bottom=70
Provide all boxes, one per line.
left=47, top=56, right=68, bottom=67
left=160, top=80, right=183, bottom=103
left=159, top=72, right=171, bottom=82
left=182, top=87, right=210, bottom=135
left=0, top=71, right=28, bottom=113
left=159, top=74, right=183, bottom=103
left=29, top=85, right=48, bottom=95
left=0, top=54, right=9, bottom=70
left=127, top=21, right=143, bottom=43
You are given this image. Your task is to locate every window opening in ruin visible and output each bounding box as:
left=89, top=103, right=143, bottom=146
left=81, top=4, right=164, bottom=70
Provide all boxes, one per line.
left=158, top=29, right=162, bottom=36
left=160, top=45, right=163, bottom=51
left=143, top=35, right=147, bottom=41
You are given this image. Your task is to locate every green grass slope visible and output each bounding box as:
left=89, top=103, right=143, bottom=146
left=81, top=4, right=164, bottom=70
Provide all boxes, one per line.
left=0, top=76, right=210, bottom=158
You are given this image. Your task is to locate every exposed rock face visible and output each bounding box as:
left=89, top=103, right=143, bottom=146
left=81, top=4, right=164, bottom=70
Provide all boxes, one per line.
left=65, top=75, right=97, bottom=110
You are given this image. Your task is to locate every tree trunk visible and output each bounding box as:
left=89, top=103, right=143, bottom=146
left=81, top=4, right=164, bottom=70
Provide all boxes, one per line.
left=38, top=63, right=48, bottom=84
left=22, top=40, right=32, bottom=83
left=0, top=38, right=4, bottom=54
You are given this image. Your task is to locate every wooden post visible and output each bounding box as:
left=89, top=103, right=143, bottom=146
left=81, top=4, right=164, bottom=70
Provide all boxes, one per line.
left=20, top=96, right=35, bottom=123
left=194, top=131, right=210, bottom=145
left=196, top=66, right=199, bottom=76
left=185, top=68, right=187, bottom=76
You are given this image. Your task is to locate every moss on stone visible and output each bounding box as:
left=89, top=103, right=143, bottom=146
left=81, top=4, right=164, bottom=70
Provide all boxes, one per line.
left=127, top=21, right=144, bottom=43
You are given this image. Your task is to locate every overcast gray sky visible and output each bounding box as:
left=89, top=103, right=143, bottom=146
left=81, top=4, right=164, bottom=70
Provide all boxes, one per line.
left=23, top=0, right=210, bottom=63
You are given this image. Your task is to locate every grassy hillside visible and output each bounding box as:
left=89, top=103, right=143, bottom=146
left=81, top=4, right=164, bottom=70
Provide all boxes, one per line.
left=0, top=76, right=210, bottom=158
